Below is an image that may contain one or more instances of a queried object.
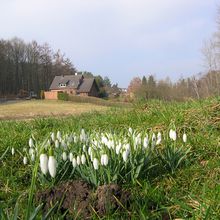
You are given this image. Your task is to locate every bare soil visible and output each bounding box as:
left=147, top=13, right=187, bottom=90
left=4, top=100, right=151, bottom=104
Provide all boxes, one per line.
left=36, top=180, right=131, bottom=219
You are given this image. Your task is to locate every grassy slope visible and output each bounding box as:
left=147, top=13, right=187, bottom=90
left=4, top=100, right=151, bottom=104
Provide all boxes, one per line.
left=0, top=98, right=219, bottom=219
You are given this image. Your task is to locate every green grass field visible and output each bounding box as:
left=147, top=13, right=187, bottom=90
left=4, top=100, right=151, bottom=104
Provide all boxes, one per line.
left=0, top=98, right=220, bottom=219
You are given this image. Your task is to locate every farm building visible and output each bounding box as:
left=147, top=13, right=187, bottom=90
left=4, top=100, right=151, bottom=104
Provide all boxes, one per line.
left=44, top=74, right=99, bottom=99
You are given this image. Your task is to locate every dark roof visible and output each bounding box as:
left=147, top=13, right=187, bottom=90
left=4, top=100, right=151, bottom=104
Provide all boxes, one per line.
left=49, top=75, right=83, bottom=90
left=49, top=75, right=98, bottom=93
left=78, top=78, right=96, bottom=93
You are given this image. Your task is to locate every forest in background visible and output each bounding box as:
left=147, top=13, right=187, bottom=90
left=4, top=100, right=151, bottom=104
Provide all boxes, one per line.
left=0, top=37, right=77, bottom=96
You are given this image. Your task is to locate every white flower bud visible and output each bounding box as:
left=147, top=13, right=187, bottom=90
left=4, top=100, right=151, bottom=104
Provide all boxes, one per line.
left=77, top=155, right=81, bottom=165
left=93, top=158, right=99, bottom=170
left=48, top=156, right=57, bottom=178
left=169, top=129, right=177, bottom=141
left=55, top=140, right=59, bottom=148
left=31, top=153, right=35, bottom=161
left=122, top=150, right=129, bottom=162
left=116, top=144, right=121, bottom=155
left=23, top=156, right=28, bottom=165
left=128, top=127, right=133, bottom=134
left=69, top=152, right=73, bottom=161
left=40, top=153, right=48, bottom=175
left=156, top=132, right=162, bottom=145
left=61, top=140, right=67, bottom=149
left=81, top=154, right=86, bottom=164
left=51, top=132, right=55, bottom=142
left=29, top=138, right=34, bottom=148
left=57, top=131, right=61, bottom=141
left=143, top=135, right=149, bottom=148
left=83, top=145, right=86, bottom=152
left=183, top=133, right=187, bottom=143
left=101, top=154, right=108, bottom=166
left=72, top=157, right=77, bottom=168
left=11, top=147, right=15, bottom=155
left=62, top=152, right=67, bottom=161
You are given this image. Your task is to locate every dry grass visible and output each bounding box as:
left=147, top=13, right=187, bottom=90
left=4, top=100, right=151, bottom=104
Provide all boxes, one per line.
left=0, top=100, right=109, bottom=120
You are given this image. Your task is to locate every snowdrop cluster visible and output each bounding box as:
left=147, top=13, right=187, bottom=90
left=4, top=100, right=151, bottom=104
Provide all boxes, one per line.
left=20, top=127, right=188, bottom=182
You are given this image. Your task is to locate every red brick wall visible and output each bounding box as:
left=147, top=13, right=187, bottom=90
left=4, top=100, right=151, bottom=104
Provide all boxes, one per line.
left=44, top=91, right=58, bottom=100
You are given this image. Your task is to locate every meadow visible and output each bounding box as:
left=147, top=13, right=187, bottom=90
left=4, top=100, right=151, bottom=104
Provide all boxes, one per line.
left=0, top=100, right=109, bottom=120
left=0, top=98, right=220, bottom=219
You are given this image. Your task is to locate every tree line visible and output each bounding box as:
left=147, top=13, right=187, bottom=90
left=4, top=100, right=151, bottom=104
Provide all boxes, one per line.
left=0, top=37, right=76, bottom=97
left=127, top=71, right=220, bottom=101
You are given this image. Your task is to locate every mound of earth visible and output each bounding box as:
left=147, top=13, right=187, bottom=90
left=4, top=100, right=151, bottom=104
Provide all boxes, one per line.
left=36, top=180, right=130, bottom=219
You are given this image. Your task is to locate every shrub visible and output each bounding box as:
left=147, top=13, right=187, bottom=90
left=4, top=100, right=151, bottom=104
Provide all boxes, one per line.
left=40, top=90, right=45, bottom=99
left=58, top=92, right=69, bottom=101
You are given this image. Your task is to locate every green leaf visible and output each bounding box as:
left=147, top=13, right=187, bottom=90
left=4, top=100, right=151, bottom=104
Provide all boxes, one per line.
left=29, top=203, right=44, bottom=220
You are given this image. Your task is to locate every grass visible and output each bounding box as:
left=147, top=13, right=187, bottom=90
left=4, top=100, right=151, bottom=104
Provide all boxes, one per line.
left=0, top=100, right=109, bottom=120
left=0, top=97, right=220, bottom=219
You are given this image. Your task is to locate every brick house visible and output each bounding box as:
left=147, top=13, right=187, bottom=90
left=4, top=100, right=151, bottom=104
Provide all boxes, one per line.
left=44, top=74, right=99, bottom=99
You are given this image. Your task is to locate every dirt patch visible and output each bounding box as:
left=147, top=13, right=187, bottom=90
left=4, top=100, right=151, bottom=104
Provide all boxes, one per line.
left=36, top=180, right=130, bottom=219
left=95, top=184, right=131, bottom=216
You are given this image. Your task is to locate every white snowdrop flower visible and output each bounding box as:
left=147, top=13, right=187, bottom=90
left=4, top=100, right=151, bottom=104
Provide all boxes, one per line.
left=122, top=150, right=129, bottom=162
left=23, top=156, right=28, bottom=165
left=83, top=145, right=86, bottom=152
left=93, top=158, right=99, bottom=170
left=125, top=143, right=130, bottom=152
left=151, top=133, right=156, bottom=147
left=57, top=131, right=61, bottom=141
left=169, top=129, right=177, bottom=141
left=29, top=138, right=34, bottom=148
left=51, top=132, right=55, bottom=142
left=61, top=140, right=67, bottom=149
left=81, top=154, right=86, bottom=165
left=172, top=130, right=177, bottom=141
left=152, top=133, right=156, bottom=142
left=169, top=129, right=173, bottom=139
left=62, top=152, right=67, bottom=161
left=11, top=147, right=15, bottom=156
left=48, top=156, right=57, bottom=178
left=40, top=153, right=48, bottom=175
left=102, top=154, right=108, bottom=166
left=90, top=151, right=94, bottom=162
left=72, top=157, right=77, bottom=168
left=101, top=136, right=108, bottom=145
left=156, top=132, right=162, bottom=145
left=68, top=135, right=73, bottom=143
left=47, top=139, right=51, bottom=147
left=80, top=129, right=86, bottom=142
left=128, top=127, right=133, bottom=134
left=69, top=152, right=73, bottom=161
left=55, top=140, right=59, bottom=148
left=88, top=147, right=92, bottom=156
left=29, top=148, right=35, bottom=156
left=116, top=144, right=121, bottom=155
left=101, top=154, right=104, bottom=165
left=143, top=135, right=149, bottom=148
left=77, top=155, right=81, bottom=165
left=31, top=153, right=35, bottom=161
left=183, top=133, right=187, bottom=143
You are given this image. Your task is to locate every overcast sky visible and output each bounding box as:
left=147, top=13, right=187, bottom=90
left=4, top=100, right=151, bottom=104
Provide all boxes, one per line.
left=0, top=0, right=218, bottom=87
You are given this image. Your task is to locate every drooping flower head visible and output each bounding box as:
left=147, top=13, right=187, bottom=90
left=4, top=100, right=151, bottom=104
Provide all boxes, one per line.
left=48, top=148, right=57, bottom=178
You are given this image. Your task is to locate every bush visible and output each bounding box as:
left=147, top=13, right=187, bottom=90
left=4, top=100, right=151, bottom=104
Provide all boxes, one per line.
left=58, top=92, right=69, bottom=101
left=40, top=90, right=45, bottom=99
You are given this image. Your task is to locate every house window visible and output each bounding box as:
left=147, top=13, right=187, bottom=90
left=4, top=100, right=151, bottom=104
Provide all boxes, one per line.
left=59, top=83, right=66, bottom=88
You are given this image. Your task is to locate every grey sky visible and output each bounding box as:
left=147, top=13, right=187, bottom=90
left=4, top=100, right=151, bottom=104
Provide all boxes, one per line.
left=0, top=0, right=218, bottom=87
